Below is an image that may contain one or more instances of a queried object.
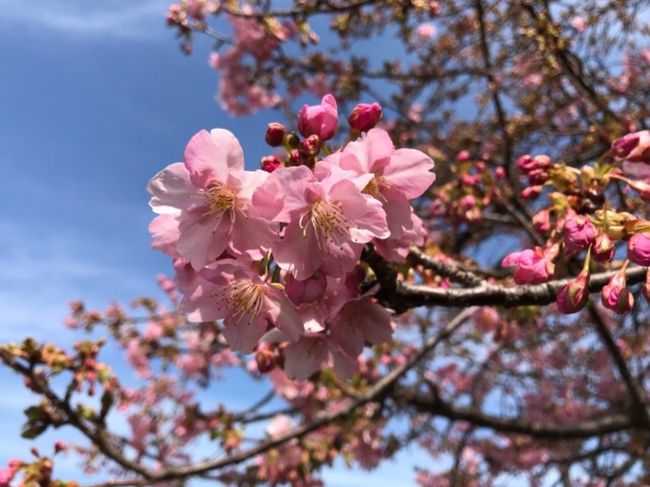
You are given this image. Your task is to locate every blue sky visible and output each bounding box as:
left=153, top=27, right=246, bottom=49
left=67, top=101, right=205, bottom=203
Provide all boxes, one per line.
left=0, top=1, right=434, bottom=484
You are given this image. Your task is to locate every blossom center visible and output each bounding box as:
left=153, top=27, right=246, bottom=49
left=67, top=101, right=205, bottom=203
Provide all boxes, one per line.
left=205, top=184, right=239, bottom=216
left=214, top=281, right=265, bottom=326
left=362, top=175, right=387, bottom=200
left=302, top=199, right=350, bottom=251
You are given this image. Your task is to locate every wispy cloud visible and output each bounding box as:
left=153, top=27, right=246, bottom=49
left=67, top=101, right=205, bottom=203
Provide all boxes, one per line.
left=0, top=217, right=160, bottom=342
left=0, top=0, right=171, bottom=39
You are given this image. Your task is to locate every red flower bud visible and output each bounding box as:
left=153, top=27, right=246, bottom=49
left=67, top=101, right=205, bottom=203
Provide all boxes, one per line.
left=348, top=102, right=382, bottom=132
left=299, top=134, right=321, bottom=157
left=261, top=155, right=282, bottom=173
left=265, top=122, right=286, bottom=147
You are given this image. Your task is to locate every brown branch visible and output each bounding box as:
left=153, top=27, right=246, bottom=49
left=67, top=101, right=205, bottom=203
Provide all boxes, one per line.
left=0, top=350, right=154, bottom=479
left=365, top=247, right=647, bottom=313
left=81, top=308, right=476, bottom=486
left=398, top=389, right=635, bottom=439
left=221, top=0, right=377, bottom=19
left=408, top=248, right=485, bottom=287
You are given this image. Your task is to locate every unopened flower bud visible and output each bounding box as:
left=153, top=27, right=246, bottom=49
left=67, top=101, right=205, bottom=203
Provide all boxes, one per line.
left=265, top=122, right=286, bottom=147
left=601, top=264, right=634, bottom=314
left=612, top=130, right=650, bottom=164
left=521, top=185, right=542, bottom=199
left=299, top=134, right=321, bottom=157
left=348, top=102, right=382, bottom=132
left=557, top=268, right=590, bottom=314
left=54, top=441, right=68, bottom=454
left=298, top=94, right=338, bottom=140
left=456, top=150, right=471, bottom=162
left=261, top=155, right=282, bottom=173
left=517, top=154, right=552, bottom=173
left=628, top=231, right=650, bottom=266
left=288, top=149, right=300, bottom=166
left=592, top=231, right=615, bottom=262
left=528, top=168, right=549, bottom=185
left=563, top=214, right=597, bottom=254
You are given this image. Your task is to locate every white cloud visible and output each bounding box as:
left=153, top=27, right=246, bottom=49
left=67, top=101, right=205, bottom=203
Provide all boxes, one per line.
left=0, top=0, right=172, bottom=39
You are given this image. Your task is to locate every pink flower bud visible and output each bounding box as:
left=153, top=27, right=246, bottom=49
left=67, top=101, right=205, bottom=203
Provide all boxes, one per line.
left=54, top=441, right=69, bottom=454
left=459, top=194, right=477, bottom=211
left=563, top=214, right=597, bottom=254
left=517, top=154, right=552, bottom=173
left=261, top=155, right=282, bottom=173
left=299, top=134, right=321, bottom=157
left=521, top=185, right=542, bottom=199
left=456, top=150, right=471, bottom=162
left=628, top=232, right=650, bottom=266
left=348, top=102, right=382, bottom=132
left=601, top=266, right=634, bottom=314
left=495, top=167, right=505, bottom=179
left=297, top=94, right=338, bottom=140
left=288, top=149, right=300, bottom=166
left=557, top=269, right=590, bottom=314
left=527, top=168, right=549, bottom=185
left=285, top=271, right=327, bottom=305
left=592, top=231, right=615, bottom=262
left=612, top=130, right=650, bottom=164
left=265, top=122, right=286, bottom=147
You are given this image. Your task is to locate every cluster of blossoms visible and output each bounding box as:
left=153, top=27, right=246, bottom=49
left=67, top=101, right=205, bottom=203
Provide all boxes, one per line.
left=147, top=94, right=435, bottom=378
left=502, top=130, right=650, bottom=314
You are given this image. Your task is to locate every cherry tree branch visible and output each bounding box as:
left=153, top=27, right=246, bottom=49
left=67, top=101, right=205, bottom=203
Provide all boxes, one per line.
left=365, top=247, right=648, bottom=313
left=77, top=308, right=475, bottom=486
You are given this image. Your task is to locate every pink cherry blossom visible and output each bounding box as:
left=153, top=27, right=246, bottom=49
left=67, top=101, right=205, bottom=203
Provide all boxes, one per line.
left=278, top=276, right=393, bottom=379
left=181, top=260, right=302, bottom=353
left=253, top=164, right=389, bottom=280
left=333, top=128, right=435, bottom=240
left=126, top=338, right=151, bottom=379
left=148, top=129, right=273, bottom=269
left=373, top=210, right=426, bottom=262
left=501, top=246, right=557, bottom=284
left=149, top=214, right=180, bottom=258
left=285, top=271, right=327, bottom=305
left=415, top=23, right=436, bottom=43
